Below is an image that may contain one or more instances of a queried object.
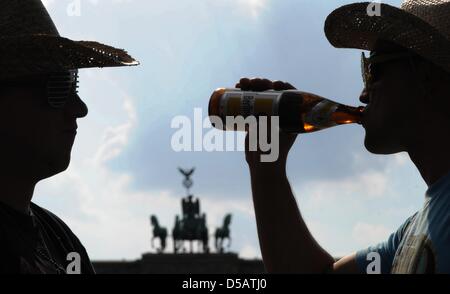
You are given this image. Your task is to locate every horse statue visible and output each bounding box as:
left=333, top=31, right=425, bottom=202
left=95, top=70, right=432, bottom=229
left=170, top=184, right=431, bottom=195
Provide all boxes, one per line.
left=215, top=214, right=232, bottom=253
left=172, top=215, right=183, bottom=253
left=172, top=198, right=210, bottom=254
left=150, top=215, right=167, bottom=253
left=197, top=213, right=209, bottom=253
left=172, top=212, right=209, bottom=254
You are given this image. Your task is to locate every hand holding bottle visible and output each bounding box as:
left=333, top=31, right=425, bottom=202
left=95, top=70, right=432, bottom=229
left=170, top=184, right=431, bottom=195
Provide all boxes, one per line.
left=234, top=77, right=298, bottom=169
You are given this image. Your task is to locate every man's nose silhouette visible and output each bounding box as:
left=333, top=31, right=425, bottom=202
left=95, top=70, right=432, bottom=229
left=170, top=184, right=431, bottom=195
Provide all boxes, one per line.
left=64, top=93, right=88, bottom=119
left=359, top=88, right=370, bottom=104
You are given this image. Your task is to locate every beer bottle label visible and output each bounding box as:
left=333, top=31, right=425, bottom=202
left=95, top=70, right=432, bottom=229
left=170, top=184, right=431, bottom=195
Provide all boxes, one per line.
left=221, top=90, right=281, bottom=118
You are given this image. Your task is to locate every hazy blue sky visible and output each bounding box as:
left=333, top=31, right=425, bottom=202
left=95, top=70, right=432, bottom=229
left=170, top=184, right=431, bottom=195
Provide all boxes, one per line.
left=34, top=0, right=428, bottom=261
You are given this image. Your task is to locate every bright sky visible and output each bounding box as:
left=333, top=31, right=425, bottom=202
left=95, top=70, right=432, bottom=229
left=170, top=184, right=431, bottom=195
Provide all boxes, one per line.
left=34, top=0, right=427, bottom=261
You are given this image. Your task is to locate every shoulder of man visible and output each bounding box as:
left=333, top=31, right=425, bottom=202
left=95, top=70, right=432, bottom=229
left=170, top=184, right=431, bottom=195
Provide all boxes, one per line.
left=355, top=212, right=418, bottom=274
left=30, top=202, right=96, bottom=274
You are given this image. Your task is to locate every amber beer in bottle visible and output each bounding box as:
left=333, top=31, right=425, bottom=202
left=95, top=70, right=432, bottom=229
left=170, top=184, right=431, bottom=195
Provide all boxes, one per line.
left=208, top=88, right=364, bottom=133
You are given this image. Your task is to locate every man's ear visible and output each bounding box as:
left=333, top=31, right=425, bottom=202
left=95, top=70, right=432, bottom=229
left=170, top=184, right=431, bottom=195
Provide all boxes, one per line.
left=412, top=60, right=444, bottom=99
left=418, top=60, right=450, bottom=85
left=417, top=60, right=450, bottom=117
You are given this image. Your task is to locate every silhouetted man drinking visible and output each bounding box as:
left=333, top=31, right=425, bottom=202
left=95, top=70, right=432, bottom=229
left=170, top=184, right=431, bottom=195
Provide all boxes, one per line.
left=237, top=0, right=450, bottom=274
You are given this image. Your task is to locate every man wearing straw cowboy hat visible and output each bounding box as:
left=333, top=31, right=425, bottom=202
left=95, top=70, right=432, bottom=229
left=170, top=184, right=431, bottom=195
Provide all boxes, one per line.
left=0, top=0, right=138, bottom=273
left=237, top=0, right=450, bottom=274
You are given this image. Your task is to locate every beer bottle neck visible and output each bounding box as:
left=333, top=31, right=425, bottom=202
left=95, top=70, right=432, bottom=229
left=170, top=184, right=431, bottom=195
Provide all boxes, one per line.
left=332, top=104, right=365, bottom=125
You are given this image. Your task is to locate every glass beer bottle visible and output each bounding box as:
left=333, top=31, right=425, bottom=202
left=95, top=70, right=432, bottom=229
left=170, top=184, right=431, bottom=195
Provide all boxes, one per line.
left=208, top=88, right=364, bottom=133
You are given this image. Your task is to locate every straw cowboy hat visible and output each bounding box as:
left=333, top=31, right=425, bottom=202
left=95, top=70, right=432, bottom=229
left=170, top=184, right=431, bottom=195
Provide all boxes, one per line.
left=325, top=0, right=450, bottom=72
left=0, top=0, right=138, bottom=80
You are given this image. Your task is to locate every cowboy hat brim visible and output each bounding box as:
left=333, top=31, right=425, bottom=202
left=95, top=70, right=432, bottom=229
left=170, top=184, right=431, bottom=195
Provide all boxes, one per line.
left=0, top=34, right=139, bottom=79
left=324, top=2, right=450, bottom=72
